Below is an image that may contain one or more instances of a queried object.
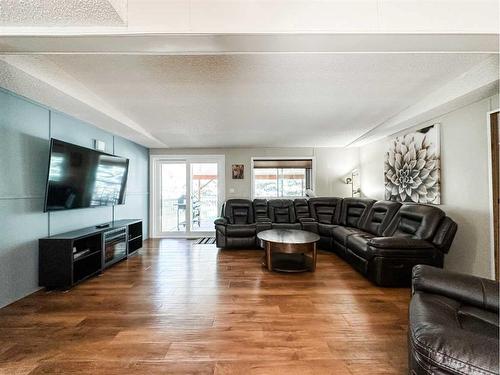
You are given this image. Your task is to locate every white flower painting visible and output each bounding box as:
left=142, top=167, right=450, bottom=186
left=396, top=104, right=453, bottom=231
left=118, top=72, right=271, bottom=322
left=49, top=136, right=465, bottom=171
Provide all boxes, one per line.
left=384, top=124, right=441, bottom=204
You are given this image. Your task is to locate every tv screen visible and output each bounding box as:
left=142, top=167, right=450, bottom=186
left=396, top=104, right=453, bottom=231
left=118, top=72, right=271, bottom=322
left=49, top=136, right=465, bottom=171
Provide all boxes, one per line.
left=44, top=139, right=129, bottom=212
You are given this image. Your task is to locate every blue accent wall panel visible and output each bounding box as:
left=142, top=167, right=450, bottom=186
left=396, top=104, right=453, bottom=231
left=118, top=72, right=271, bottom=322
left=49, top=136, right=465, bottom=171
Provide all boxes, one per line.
left=0, top=89, right=50, bottom=308
left=50, top=111, right=114, bottom=153
left=0, top=89, right=49, bottom=198
left=114, top=136, right=149, bottom=238
left=49, top=206, right=114, bottom=235
left=0, top=88, right=150, bottom=308
left=0, top=199, right=47, bottom=307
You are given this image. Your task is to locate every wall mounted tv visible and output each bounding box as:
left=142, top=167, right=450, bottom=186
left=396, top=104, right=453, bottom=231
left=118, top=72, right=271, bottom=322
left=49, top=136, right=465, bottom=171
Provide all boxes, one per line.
left=44, top=139, right=129, bottom=212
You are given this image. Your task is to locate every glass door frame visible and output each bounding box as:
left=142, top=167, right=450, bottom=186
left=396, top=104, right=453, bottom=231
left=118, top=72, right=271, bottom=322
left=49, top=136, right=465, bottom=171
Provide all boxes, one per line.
left=150, top=154, right=225, bottom=238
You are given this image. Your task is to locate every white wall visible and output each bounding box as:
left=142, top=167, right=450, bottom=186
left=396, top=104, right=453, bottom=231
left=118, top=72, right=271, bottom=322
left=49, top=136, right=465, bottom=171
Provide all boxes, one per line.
left=359, top=95, right=499, bottom=279
left=150, top=147, right=359, bottom=199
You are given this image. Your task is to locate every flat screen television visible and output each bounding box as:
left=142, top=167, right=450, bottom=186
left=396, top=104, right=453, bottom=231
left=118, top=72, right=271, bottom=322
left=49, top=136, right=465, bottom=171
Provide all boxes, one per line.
left=44, top=139, right=129, bottom=212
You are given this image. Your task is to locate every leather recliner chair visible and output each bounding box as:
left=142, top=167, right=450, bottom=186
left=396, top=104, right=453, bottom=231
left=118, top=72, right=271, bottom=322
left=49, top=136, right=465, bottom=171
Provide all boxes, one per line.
left=330, top=197, right=376, bottom=258
left=344, top=200, right=401, bottom=274
left=215, top=199, right=257, bottom=248
left=305, top=197, right=343, bottom=249
left=409, top=265, right=499, bottom=375
left=344, top=204, right=456, bottom=286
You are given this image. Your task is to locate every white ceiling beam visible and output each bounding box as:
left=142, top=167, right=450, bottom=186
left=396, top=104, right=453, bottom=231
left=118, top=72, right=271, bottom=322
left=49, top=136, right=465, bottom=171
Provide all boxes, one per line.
left=350, top=55, right=500, bottom=146
left=0, top=55, right=164, bottom=147
left=0, top=34, right=498, bottom=55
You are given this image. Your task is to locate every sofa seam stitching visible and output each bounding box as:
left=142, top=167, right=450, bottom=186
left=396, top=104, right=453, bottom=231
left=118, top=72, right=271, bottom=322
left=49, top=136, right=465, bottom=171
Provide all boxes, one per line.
left=410, top=330, right=494, bottom=375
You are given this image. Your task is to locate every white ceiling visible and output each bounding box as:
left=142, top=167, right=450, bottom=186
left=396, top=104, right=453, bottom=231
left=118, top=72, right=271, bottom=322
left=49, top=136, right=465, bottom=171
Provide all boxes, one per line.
left=0, top=0, right=127, bottom=27
left=0, top=0, right=498, bottom=34
left=38, top=53, right=494, bottom=148
left=0, top=2, right=497, bottom=149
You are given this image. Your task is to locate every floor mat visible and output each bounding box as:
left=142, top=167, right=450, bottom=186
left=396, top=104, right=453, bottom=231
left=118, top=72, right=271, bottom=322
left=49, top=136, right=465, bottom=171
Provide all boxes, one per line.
left=195, top=237, right=216, bottom=244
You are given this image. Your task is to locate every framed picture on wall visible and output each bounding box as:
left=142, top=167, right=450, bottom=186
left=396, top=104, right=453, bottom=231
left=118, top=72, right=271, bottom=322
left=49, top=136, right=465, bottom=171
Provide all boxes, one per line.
left=384, top=123, right=441, bottom=204
left=232, top=164, right=244, bottom=179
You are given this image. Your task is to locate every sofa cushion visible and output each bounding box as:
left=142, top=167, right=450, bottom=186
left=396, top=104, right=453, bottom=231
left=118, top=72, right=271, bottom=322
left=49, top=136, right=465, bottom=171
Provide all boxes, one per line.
left=226, top=224, right=256, bottom=237
left=318, top=223, right=338, bottom=237
left=360, top=200, right=401, bottom=236
left=268, top=199, right=296, bottom=224
left=253, top=199, right=269, bottom=222
left=340, top=198, right=376, bottom=228
left=458, top=306, right=499, bottom=337
left=294, top=199, right=311, bottom=220
left=224, top=199, right=254, bottom=224
left=309, top=197, right=342, bottom=224
left=331, top=226, right=365, bottom=246
left=384, top=204, right=444, bottom=240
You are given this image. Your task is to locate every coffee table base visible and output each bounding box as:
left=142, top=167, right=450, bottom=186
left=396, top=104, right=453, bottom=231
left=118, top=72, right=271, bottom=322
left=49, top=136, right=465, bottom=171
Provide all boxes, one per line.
left=261, top=253, right=314, bottom=273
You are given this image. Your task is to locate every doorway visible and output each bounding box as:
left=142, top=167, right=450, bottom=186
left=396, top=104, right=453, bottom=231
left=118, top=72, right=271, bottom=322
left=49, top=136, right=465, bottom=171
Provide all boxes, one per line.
left=151, top=155, right=225, bottom=237
left=490, top=110, right=499, bottom=280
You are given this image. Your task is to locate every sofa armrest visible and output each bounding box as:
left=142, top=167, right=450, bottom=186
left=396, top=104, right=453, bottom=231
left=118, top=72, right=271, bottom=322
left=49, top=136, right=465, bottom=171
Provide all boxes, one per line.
left=214, top=217, right=228, bottom=226
left=412, top=265, right=499, bottom=313
left=368, top=237, right=434, bottom=250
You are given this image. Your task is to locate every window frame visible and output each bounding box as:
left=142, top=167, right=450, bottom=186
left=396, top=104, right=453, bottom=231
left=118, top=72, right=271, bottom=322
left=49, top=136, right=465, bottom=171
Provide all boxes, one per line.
left=250, top=156, right=316, bottom=200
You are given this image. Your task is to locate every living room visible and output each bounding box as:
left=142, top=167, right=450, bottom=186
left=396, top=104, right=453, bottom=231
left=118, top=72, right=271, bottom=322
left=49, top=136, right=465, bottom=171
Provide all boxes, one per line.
left=0, top=1, right=499, bottom=374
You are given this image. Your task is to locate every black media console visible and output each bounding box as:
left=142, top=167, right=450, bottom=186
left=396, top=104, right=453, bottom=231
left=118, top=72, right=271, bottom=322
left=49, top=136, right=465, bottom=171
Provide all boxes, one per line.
left=39, top=219, right=143, bottom=289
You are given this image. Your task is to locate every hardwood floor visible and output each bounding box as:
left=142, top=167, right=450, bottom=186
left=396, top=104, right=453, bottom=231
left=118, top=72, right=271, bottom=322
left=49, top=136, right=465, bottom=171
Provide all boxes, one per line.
left=0, top=239, right=411, bottom=374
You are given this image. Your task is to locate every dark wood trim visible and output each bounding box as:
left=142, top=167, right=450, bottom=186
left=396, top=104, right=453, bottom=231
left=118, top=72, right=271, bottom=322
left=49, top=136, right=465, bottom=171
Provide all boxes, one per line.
left=490, top=111, right=499, bottom=281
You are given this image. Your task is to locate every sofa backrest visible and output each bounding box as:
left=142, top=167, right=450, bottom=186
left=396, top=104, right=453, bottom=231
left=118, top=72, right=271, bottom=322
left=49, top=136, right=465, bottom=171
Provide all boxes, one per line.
left=383, top=204, right=445, bottom=241
left=340, top=198, right=376, bottom=228
left=253, top=199, right=269, bottom=221
left=308, top=197, right=342, bottom=224
left=360, top=200, right=401, bottom=236
left=432, top=216, right=458, bottom=253
left=294, top=199, right=310, bottom=220
left=268, top=199, right=296, bottom=223
left=224, top=199, right=254, bottom=224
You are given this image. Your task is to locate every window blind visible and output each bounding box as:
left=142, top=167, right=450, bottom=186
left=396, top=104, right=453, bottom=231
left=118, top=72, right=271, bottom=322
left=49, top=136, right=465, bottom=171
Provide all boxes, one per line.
left=253, top=159, right=313, bottom=169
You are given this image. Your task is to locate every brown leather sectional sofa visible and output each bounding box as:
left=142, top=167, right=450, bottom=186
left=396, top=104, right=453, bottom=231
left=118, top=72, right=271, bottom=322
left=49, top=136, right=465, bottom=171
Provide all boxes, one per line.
left=409, top=265, right=499, bottom=374
left=214, top=197, right=457, bottom=287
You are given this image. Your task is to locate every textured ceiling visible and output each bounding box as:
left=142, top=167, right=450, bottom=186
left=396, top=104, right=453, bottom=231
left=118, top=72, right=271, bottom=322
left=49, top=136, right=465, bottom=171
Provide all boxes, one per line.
left=0, top=0, right=127, bottom=26
left=45, top=53, right=492, bottom=148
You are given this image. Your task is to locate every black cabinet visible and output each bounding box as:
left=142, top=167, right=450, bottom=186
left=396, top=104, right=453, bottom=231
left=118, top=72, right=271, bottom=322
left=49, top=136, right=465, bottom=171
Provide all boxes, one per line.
left=127, top=221, right=143, bottom=255
left=39, top=219, right=143, bottom=289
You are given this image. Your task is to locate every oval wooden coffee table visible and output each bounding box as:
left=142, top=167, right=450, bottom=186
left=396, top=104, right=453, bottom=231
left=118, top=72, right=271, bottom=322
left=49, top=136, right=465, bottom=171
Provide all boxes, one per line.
left=257, top=229, right=320, bottom=272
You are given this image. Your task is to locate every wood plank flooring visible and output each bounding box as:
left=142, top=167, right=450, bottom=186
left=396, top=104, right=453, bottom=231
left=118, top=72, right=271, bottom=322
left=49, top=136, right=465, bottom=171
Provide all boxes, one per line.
left=0, top=239, right=411, bottom=374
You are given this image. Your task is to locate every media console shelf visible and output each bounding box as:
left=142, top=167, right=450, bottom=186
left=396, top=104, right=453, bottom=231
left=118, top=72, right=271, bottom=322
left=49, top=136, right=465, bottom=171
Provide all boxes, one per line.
left=39, top=219, right=143, bottom=290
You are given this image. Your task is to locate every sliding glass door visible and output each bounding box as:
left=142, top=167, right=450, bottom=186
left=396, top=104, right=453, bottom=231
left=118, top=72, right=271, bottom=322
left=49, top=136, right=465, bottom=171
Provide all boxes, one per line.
left=151, top=155, right=225, bottom=237
left=160, top=162, right=187, bottom=233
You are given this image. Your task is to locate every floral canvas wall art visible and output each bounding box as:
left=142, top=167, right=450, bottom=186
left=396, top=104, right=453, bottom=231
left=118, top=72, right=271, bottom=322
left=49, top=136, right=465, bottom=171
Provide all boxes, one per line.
left=384, top=124, right=441, bottom=204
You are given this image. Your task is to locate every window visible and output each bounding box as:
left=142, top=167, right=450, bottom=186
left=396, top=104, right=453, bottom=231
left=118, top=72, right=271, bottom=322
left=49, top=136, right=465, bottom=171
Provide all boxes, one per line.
left=252, top=158, right=313, bottom=198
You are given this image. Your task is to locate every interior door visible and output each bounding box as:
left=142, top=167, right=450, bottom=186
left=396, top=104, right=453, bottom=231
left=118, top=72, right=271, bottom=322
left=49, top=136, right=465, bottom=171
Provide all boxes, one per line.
left=152, top=156, right=225, bottom=237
